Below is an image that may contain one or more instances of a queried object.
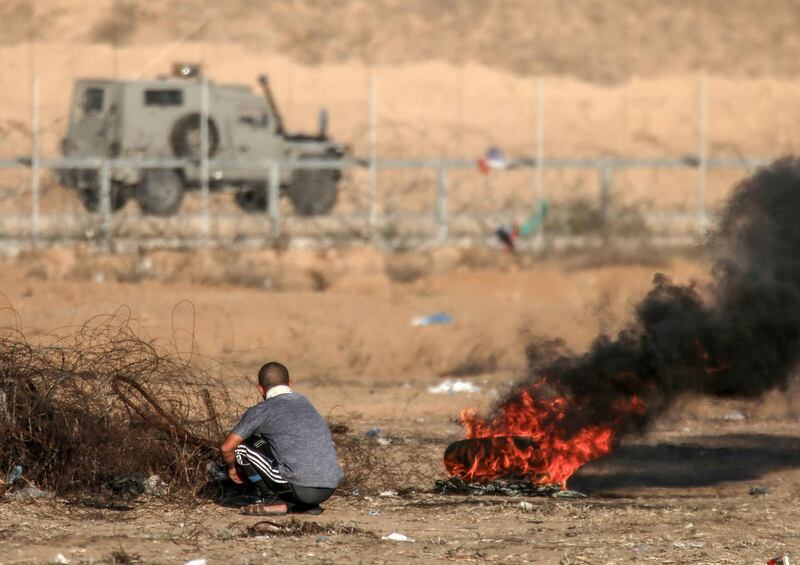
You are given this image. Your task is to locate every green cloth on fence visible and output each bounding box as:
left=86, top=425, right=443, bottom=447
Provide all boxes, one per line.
left=518, top=200, right=550, bottom=237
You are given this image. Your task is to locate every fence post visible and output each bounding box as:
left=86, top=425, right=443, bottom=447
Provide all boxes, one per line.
left=99, top=160, right=112, bottom=244
left=268, top=162, right=280, bottom=238
left=533, top=78, right=545, bottom=249
left=368, top=69, right=378, bottom=234
left=200, top=75, right=211, bottom=241
left=599, top=160, right=613, bottom=237
left=30, top=75, right=40, bottom=246
left=697, top=74, right=708, bottom=232
left=436, top=162, right=449, bottom=242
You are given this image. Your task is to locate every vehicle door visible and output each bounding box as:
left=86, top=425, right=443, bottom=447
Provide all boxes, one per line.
left=227, top=93, right=283, bottom=181
left=66, top=82, right=118, bottom=157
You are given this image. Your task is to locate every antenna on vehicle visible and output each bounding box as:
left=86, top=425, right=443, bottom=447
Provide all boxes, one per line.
left=132, top=11, right=218, bottom=80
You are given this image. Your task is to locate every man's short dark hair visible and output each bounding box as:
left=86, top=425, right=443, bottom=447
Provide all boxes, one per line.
left=258, top=361, right=290, bottom=389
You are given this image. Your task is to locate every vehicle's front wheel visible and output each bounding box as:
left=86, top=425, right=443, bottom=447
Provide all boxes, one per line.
left=288, top=166, right=340, bottom=216
left=138, top=169, right=184, bottom=216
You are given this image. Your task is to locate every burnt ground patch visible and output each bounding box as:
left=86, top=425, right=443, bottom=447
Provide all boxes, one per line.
left=570, top=433, right=800, bottom=493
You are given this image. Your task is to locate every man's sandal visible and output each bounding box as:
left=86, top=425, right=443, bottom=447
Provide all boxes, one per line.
left=241, top=501, right=289, bottom=516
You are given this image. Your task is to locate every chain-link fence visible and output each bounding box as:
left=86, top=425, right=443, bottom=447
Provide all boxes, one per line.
left=0, top=47, right=784, bottom=252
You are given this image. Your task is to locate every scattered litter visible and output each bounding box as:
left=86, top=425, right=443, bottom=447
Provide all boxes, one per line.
left=435, top=477, right=586, bottom=498
left=382, top=532, right=415, bottom=542
left=244, top=518, right=376, bottom=538
left=724, top=410, right=746, bottom=421
left=136, top=257, right=155, bottom=277
left=184, top=559, right=207, bottom=565
left=551, top=489, right=587, bottom=499
left=750, top=485, right=770, bottom=496
left=316, top=536, right=331, bottom=543
left=53, top=554, right=70, bottom=564
left=411, top=312, right=453, bottom=326
left=93, top=272, right=105, bottom=284
left=143, top=475, right=168, bottom=496
left=365, top=428, right=391, bottom=446
left=367, top=509, right=382, bottom=516
left=427, top=379, right=481, bottom=395
left=518, top=501, right=536, bottom=512
left=494, top=201, right=549, bottom=252
left=379, top=490, right=398, bottom=498
left=767, top=554, right=791, bottom=565
left=477, top=146, right=508, bottom=174
left=108, top=476, right=146, bottom=499
left=7, top=484, right=54, bottom=500
left=672, top=541, right=705, bottom=549
left=6, top=465, right=23, bottom=486
left=205, top=461, right=228, bottom=480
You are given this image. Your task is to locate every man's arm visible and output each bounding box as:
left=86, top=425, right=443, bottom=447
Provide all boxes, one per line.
left=220, top=432, right=245, bottom=484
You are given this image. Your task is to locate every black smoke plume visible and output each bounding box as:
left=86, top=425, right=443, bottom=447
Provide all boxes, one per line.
left=507, top=157, right=800, bottom=438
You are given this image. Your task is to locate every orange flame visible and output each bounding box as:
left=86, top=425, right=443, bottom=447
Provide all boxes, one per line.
left=445, top=380, right=646, bottom=488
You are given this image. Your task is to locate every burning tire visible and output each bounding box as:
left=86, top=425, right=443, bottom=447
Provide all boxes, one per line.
left=444, top=437, right=543, bottom=483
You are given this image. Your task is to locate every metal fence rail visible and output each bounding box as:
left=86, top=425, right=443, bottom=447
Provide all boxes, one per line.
left=0, top=155, right=767, bottom=253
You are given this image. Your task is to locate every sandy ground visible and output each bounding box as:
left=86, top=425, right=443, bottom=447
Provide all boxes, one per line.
left=0, top=248, right=798, bottom=563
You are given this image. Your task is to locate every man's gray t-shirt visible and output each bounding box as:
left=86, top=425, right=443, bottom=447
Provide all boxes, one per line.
left=232, top=392, right=343, bottom=488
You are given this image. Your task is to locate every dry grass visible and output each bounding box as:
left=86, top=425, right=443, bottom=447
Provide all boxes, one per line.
left=0, top=312, right=412, bottom=499
left=0, top=311, right=236, bottom=495
left=243, top=518, right=376, bottom=538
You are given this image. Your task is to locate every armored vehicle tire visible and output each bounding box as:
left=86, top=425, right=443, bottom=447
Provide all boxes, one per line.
left=170, top=113, right=219, bottom=159
left=138, top=169, right=184, bottom=216
left=79, top=182, right=129, bottom=214
left=288, top=168, right=340, bottom=216
left=234, top=183, right=269, bottom=212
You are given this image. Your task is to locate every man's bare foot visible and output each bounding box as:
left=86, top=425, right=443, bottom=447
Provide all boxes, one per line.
left=241, top=501, right=289, bottom=516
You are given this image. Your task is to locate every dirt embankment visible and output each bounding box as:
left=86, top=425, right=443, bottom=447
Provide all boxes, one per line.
left=0, top=246, right=706, bottom=383
left=5, top=0, right=800, bottom=83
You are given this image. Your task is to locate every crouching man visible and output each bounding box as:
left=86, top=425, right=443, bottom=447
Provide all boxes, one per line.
left=220, top=361, right=343, bottom=515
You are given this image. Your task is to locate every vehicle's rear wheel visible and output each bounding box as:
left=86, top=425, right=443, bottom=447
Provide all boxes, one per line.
left=77, top=171, right=128, bottom=213
left=234, top=183, right=269, bottom=212
left=288, top=166, right=340, bottom=216
left=80, top=185, right=129, bottom=213
left=138, top=169, right=184, bottom=216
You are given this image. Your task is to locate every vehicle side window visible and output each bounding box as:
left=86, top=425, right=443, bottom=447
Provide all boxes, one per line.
left=238, top=106, right=268, bottom=128
left=145, top=89, right=183, bottom=106
left=83, top=88, right=104, bottom=114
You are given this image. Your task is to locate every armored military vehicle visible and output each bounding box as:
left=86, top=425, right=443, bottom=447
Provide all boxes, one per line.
left=59, top=64, right=345, bottom=216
